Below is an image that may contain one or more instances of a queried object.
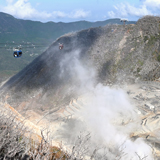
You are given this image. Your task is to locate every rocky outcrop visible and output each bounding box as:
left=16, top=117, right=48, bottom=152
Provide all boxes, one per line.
left=91, top=16, right=160, bottom=83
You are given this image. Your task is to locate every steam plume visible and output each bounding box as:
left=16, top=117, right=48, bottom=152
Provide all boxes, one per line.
left=56, top=49, right=153, bottom=159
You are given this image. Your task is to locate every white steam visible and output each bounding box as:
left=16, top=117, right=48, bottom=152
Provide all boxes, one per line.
left=77, top=84, right=153, bottom=159
left=57, top=49, right=153, bottom=159
left=59, top=49, right=96, bottom=91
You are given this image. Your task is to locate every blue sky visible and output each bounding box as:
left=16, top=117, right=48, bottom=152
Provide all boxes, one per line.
left=0, top=0, right=160, bottom=22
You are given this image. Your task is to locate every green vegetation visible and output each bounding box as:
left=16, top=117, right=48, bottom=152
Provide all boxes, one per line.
left=143, top=36, right=148, bottom=42
left=157, top=55, right=160, bottom=62
left=0, top=45, right=45, bottom=78
left=148, top=36, right=157, bottom=46
left=151, top=49, right=160, bottom=62
left=138, top=59, right=143, bottom=66
left=137, top=67, right=141, bottom=73
left=0, top=12, right=136, bottom=77
left=0, top=12, right=136, bottom=44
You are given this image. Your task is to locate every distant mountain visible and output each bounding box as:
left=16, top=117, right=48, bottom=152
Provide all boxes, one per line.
left=0, top=12, right=136, bottom=79
left=0, top=12, right=136, bottom=44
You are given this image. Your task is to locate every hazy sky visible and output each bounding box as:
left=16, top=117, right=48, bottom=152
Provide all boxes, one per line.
left=0, top=0, right=159, bottom=22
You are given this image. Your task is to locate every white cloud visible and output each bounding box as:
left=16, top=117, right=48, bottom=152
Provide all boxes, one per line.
left=1, top=0, right=90, bottom=21
left=70, top=9, right=90, bottom=19
left=2, top=0, right=39, bottom=19
left=116, top=3, right=128, bottom=17
left=126, top=3, right=152, bottom=16
left=144, top=0, right=160, bottom=8
left=36, top=3, right=40, bottom=7
left=108, top=11, right=116, bottom=18
left=6, top=0, right=14, bottom=4
left=108, top=2, right=153, bottom=19
left=52, top=11, right=66, bottom=18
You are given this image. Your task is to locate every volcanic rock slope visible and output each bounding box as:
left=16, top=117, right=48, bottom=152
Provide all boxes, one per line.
left=2, top=16, right=160, bottom=158
left=2, top=16, right=160, bottom=106
left=0, top=17, right=157, bottom=83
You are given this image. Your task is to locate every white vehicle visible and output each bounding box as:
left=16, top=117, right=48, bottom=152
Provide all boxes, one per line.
left=120, top=19, right=128, bottom=25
